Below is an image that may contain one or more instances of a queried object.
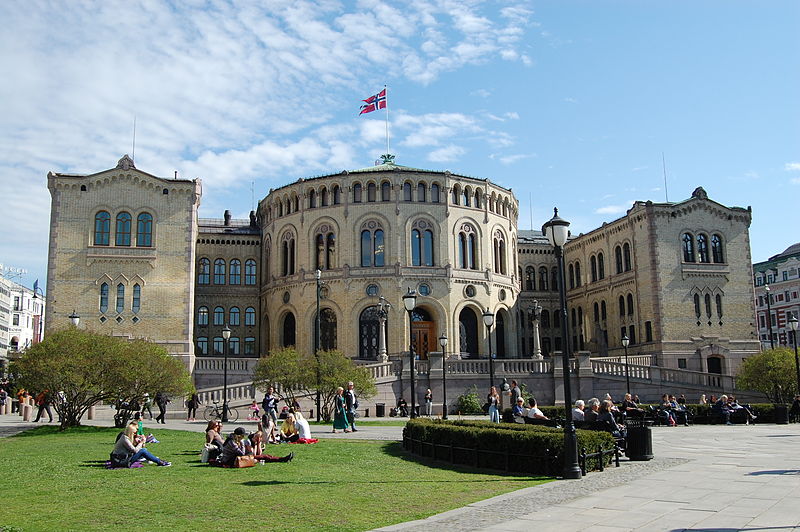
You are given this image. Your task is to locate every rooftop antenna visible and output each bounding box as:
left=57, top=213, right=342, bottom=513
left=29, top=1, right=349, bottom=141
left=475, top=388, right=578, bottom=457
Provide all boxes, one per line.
left=529, top=192, right=533, bottom=230
left=132, top=116, right=136, bottom=163
left=251, top=180, right=255, bottom=211
left=662, top=151, right=669, bottom=202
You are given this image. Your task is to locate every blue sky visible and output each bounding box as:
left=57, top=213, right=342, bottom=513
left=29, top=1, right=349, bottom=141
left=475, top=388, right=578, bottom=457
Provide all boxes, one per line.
left=1, top=1, right=798, bottom=289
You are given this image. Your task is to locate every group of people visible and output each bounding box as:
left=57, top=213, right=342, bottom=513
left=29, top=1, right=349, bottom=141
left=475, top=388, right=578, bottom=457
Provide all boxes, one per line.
left=0, top=385, right=61, bottom=423
left=204, top=420, right=295, bottom=466
left=332, top=382, right=359, bottom=433
left=704, top=394, right=757, bottom=425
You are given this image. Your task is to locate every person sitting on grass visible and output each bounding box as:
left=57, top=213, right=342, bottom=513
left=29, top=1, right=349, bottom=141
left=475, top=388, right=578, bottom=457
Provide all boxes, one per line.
left=512, top=397, right=527, bottom=423
left=526, top=397, right=549, bottom=422
left=221, top=427, right=293, bottom=466
left=280, top=413, right=300, bottom=442
left=111, top=422, right=170, bottom=467
left=294, top=410, right=312, bottom=439
left=205, top=420, right=225, bottom=461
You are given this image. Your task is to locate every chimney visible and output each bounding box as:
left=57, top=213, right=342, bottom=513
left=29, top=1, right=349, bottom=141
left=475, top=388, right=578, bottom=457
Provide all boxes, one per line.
left=224, top=210, right=231, bottom=226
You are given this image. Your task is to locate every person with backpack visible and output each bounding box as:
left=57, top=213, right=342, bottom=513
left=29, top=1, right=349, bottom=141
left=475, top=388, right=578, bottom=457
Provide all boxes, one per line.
left=33, top=389, right=53, bottom=423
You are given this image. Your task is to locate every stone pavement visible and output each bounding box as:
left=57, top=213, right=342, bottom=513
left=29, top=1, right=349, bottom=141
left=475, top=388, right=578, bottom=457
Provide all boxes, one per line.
left=2, top=410, right=799, bottom=531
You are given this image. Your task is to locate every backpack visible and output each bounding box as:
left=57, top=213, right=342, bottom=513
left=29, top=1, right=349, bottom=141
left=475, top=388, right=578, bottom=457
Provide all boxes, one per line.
left=109, top=451, right=133, bottom=468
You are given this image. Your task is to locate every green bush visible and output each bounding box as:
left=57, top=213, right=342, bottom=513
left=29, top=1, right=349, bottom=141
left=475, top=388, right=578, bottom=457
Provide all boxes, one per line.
left=455, top=386, right=483, bottom=415
left=403, top=418, right=615, bottom=476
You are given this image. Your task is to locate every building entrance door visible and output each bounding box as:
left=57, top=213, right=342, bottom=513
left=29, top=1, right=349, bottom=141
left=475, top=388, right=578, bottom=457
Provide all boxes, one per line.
left=411, top=321, right=435, bottom=360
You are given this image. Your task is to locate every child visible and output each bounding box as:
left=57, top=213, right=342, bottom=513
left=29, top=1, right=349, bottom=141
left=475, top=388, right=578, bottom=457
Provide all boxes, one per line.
left=249, top=400, right=260, bottom=421
left=135, top=411, right=160, bottom=444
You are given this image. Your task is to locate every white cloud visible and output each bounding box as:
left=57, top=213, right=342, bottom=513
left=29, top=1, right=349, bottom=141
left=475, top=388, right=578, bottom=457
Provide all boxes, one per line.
left=490, top=153, right=535, bottom=165
left=785, top=162, right=800, bottom=171
left=791, top=177, right=800, bottom=185
left=563, top=97, right=578, bottom=103
left=428, top=145, right=466, bottom=163
left=595, top=202, right=634, bottom=215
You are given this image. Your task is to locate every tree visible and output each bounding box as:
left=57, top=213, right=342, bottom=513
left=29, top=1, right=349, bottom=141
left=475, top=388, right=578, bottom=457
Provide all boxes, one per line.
left=15, top=327, right=193, bottom=429
left=252, top=348, right=376, bottom=421
left=736, top=347, right=798, bottom=403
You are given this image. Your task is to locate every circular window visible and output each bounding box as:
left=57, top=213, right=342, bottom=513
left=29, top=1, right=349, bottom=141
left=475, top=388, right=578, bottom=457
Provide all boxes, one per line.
left=465, top=285, right=476, bottom=298
left=366, top=284, right=379, bottom=297
left=418, top=283, right=431, bottom=296
left=282, top=291, right=290, bottom=304
left=499, top=289, right=506, bottom=301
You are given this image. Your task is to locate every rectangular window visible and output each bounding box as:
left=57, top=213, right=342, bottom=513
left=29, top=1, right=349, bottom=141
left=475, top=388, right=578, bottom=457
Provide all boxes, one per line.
left=784, top=271, right=789, bottom=281
left=229, top=337, right=240, bottom=356
left=244, top=337, right=256, bottom=355
left=554, top=336, right=562, bottom=352
left=678, top=358, right=687, bottom=369
left=197, top=337, right=208, bottom=356
left=12, top=314, right=19, bottom=326
left=213, top=337, right=223, bottom=355
left=759, top=315, right=766, bottom=328
left=758, top=296, right=764, bottom=307
left=645, top=321, right=653, bottom=342
left=13, top=296, right=20, bottom=311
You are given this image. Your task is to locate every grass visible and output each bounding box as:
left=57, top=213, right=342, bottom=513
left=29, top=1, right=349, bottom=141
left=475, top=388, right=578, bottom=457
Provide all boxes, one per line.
left=0, top=426, right=550, bottom=531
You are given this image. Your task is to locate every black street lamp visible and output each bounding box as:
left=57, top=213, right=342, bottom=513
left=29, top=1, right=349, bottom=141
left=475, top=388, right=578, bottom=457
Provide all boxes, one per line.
left=315, top=269, right=323, bottom=422
left=403, top=289, right=418, bottom=419
left=542, top=207, right=582, bottom=480
left=622, top=334, right=631, bottom=396
left=221, top=324, right=231, bottom=422
left=765, top=285, right=775, bottom=350
left=439, top=332, right=448, bottom=420
left=789, top=316, right=799, bottom=395
left=483, top=308, right=495, bottom=392
left=69, top=310, right=80, bottom=327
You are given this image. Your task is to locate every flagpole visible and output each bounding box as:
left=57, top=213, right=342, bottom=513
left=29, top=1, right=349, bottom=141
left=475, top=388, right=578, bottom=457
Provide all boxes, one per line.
left=384, top=84, right=390, bottom=156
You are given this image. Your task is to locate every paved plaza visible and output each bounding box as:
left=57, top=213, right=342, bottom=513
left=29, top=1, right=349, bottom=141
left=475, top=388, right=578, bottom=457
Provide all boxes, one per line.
left=1, top=409, right=799, bottom=531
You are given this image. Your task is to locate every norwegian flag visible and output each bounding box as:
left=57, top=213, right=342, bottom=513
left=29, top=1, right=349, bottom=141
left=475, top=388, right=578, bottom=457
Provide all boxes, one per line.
left=359, top=88, right=387, bottom=115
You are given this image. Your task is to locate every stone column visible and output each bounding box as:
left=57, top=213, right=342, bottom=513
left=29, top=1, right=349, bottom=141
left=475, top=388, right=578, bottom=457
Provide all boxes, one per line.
left=378, top=313, right=388, bottom=362
left=532, top=319, right=542, bottom=359
left=22, top=404, right=32, bottom=421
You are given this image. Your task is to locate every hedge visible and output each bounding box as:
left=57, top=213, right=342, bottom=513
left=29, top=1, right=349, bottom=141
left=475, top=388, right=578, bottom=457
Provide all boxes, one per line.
left=403, top=418, right=615, bottom=476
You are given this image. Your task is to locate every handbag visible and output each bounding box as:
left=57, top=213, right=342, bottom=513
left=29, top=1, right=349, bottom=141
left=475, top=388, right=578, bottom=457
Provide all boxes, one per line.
left=482, top=402, right=491, bottom=413
left=200, top=443, right=216, bottom=463
left=234, top=455, right=256, bottom=468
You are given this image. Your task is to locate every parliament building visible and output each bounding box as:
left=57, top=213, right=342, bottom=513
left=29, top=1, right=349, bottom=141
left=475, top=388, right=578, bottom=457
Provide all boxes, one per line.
left=45, top=155, right=760, bottom=387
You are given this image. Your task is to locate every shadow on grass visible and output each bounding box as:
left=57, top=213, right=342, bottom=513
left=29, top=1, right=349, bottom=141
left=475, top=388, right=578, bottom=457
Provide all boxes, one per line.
left=379, top=441, right=550, bottom=480
left=11, top=425, right=119, bottom=437
left=240, top=477, right=525, bottom=487
left=79, top=460, right=110, bottom=468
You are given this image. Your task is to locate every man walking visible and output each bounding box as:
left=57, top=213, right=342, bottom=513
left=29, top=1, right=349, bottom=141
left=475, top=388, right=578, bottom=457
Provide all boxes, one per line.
left=33, top=389, right=53, bottom=423
left=510, top=380, right=521, bottom=407
left=261, top=386, right=279, bottom=427
left=345, top=381, right=359, bottom=432
left=155, top=392, right=169, bottom=424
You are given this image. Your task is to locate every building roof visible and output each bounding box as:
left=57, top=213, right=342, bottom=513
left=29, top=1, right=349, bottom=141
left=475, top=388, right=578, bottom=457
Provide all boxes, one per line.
left=754, top=242, right=800, bottom=270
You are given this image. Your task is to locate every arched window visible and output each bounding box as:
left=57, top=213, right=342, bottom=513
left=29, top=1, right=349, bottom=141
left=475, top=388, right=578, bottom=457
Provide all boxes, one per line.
left=293, top=195, right=299, bottom=212
left=615, top=245, right=623, bottom=274
left=321, top=187, right=329, bottom=206
left=711, top=234, right=724, bottom=263
left=540, top=309, right=550, bottom=328
left=213, top=306, right=225, bottom=326
left=716, top=294, right=723, bottom=317
left=697, top=234, right=709, bottom=263
left=229, top=307, right=240, bottom=326
left=99, top=283, right=109, bottom=313
left=474, top=190, right=482, bottom=209
left=590, top=256, right=598, bottom=282
left=417, top=183, right=426, bottom=202
left=319, top=308, right=337, bottom=350
left=551, top=267, right=558, bottom=292
left=525, top=266, right=535, bottom=291
left=629, top=324, right=636, bottom=344
left=116, top=283, right=125, bottom=313
left=282, top=313, right=296, bottom=347
left=229, top=337, right=240, bottom=355
left=683, top=233, right=695, bottom=262
left=619, top=295, right=625, bottom=316
left=694, top=294, right=701, bottom=318
left=244, top=259, right=256, bottom=285
left=707, top=357, right=722, bottom=374
left=627, top=294, right=634, bottom=315
left=493, top=231, right=506, bottom=274
left=353, top=183, right=362, bottom=203
left=309, top=189, right=317, bottom=208
left=403, top=182, right=413, bottom=201
left=593, top=302, right=599, bottom=322
left=575, top=262, right=581, bottom=287
left=132, top=284, right=141, bottom=313
left=601, top=300, right=607, bottom=320
left=411, top=228, right=434, bottom=266
left=381, top=181, right=391, bottom=201
left=623, top=243, right=631, bottom=271
left=462, top=188, right=470, bottom=207
left=568, top=264, right=575, bottom=289
left=229, top=259, right=241, bottom=285
left=539, top=267, right=549, bottom=291
left=94, top=211, right=111, bottom=246
left=198, top=258, right=210, bottom=285
left=278, top=202, right=283, bottom=217
left=136, top=213, right=153, bottom=247
left=457, top=225, right=478, bottom=270
left=705, top=293, right=712, bottom=317
left=281, top=235, right=295, bottom=276
left=197, top=306, right=208, bottom=326
left=333, top=185, right=341, bottom=204
left=245, top=307, right=256, bottom=326
left=451, top=185, right=460, bottom=205
left=367, top=182, right=376, bottom=202
left=213, top=259, right=226, bottom=284
left=315, top=231, right=337, bottom=270
left=361, top=225, right=385, bottom=267
left=213, top=337, right=223, bottom=355
left=115, top=212, right=132, bottom=246
left=598, top=252, right=605, bottom=279
left=431, top=183, right=440, bottom=203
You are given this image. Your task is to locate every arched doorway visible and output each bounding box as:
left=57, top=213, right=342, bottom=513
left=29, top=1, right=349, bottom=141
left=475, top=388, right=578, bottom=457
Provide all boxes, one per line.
left=282, top=312, right=296, bottom=348
left=320, top=308, right=337, bottom=351
left=411, top=308, right=434, bottom=360
left=495, top=312, right=506, bottom=358
left=359, top=306, right=382, bottom=359
left=707, top=356, right=723, bottom=374
left=459, top=307, right=479, bottom=359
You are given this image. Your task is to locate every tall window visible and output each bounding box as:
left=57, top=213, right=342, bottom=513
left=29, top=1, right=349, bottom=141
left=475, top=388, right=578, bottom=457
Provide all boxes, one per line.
left=115, top=212, right=132, bottom=246
left=403, top=182, right=413, bottom=201
left=431, top=183, right=440, bottom=203
left=593, top=302, right=599, bottom=322
left=694, top=294, right=701, bottom=318
left=381, top=181, right=391, bottom=201
left=315, top=230, right=337, bottom=270
left=309, top=189, right=317, bottom=208
left=94, top=211, right=111, bottom=245
left=198, top=258, right=210, bottom=285
left=705, top=294, right=712, bottom=317
left=411, top=224, right=434, bottom=266
left=197, top=306, right=209, bottom=326
left=601, top=300, right=607, bottom=320
left=539, top=267, right=549, bottom=291
left=213, top=337, right=223, bottom=355
left=627, top=293, right=634, bottom=315
left=197, top=337, right=208, bottom=356
left=136, top=213, right=152, bottom=247
left=619, top=295, right=625, bottom=316
left=458, top=225, right=477, bottom=269
left=244, top=259, right=256, bottom=285
left=615, top=245, right=623, bottom=274
left=132, top=284, right=141, bottom=314
left=229, top=307, right=240, bottom=326
left=361, top=227, right=385, bottom=267
left=525, top=266, right=535, bottom=290
left=568, top=264, right=575, bottom=289
left=683, top=233, right=695, bottom=262
left=451, top=185, right=460, bottom=205
left=697, top=234, right=709, bottom=263
left=213, top=259, right=226, bottom=284
left=462, top=188, right=470, bottom=207
left=245, top=307, right=256, bottom=326
left=321, top=187, right=329, bottom=206
left=282, top=236, right=295, bottom=276
left=716, top=294, right=723, bottom=318
left=575, top=262, right=581, bottom=287
left=229, top=259, right=241, bottom=285
left=623, top=243, right=631, bottom=271
left=590, top=256, right=598, bottom=282
left=319, top=308, right=338, bottom=350
left=597, top=252, right=605, bottom=279
left=99, top=283, right=109, bottom=313
left=417, top=183, right=426, bottom=202
left=116, top=283, right=125, bottom=313
left=333, top=185, right=341, bottom=204
left=229, top=337, right=240, bottom=356
left=493, top=231, right=506, bottom=274
left=711, top=234, right=724, bottom=263
left=244, top=337, right=256, bottom=355
left=213, top=306, right=224, bottom=326
left=353, top=183, right=362, bottom=203
left=367, top=182, right=376, bottom=202
left=282, top=313, right=296, bottom=347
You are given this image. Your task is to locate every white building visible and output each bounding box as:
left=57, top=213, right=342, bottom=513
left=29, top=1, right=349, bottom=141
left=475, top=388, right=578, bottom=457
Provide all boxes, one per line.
left=753, top=242, right=800, bottom=349
left=9, top=281, right=45, bottom=353
left=0, top=276, right=10, bottom=365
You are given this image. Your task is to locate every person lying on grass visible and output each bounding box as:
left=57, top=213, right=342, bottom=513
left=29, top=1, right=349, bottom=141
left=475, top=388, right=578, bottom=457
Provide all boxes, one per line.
left=111, top=422, right=171, bottom=467
left=219, top=427, right=294, bottom=466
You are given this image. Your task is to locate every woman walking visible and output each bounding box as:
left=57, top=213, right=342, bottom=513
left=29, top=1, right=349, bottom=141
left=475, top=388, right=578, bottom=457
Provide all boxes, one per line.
left=487, top=386, right=500, bottom=423
left=332, top=387, right=351, bottom=433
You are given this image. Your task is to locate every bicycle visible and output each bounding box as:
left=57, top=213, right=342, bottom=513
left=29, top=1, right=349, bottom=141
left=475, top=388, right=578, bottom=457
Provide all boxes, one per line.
left=203, top=400, right=239, bottom=422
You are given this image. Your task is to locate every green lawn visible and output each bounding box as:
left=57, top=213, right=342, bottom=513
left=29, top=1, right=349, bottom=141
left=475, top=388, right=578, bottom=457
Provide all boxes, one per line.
left=0, top=426, right=550, bottom=531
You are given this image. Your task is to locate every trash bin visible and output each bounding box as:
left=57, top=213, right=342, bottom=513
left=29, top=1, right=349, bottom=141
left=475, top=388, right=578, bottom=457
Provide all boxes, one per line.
left=774, top=404, right=789, bottom=424
left=376, top=403, right=385, bottom=418
left=625, top=418, right=654, bottom=461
